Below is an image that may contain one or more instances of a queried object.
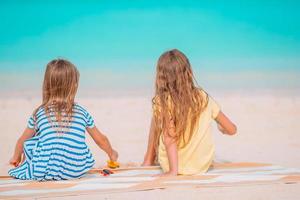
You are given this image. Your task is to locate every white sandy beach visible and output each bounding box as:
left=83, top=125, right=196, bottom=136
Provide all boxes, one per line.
left=0, top=91, right=300, bottom=199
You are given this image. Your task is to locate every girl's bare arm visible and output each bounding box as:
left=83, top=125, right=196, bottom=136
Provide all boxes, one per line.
left=160, top=118, right=178, bottom=176
left=142, top=117, right=156, bottom=166
left=143, top=116, right=178, bottom=176
left=9, top=128, right=35, bottom=167
left=215, top=111, right=237, bottom=135
left=87, top=126, right=118, bottom=161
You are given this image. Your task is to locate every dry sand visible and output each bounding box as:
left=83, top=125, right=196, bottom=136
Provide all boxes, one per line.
left=0, top=91, right=299, bottom=199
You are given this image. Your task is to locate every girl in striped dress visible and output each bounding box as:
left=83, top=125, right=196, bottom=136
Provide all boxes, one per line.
left=8, top=59, right=118, bottom=181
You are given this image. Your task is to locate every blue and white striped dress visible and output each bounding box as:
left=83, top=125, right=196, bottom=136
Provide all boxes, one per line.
left=9, top=104, right=95, bottom=181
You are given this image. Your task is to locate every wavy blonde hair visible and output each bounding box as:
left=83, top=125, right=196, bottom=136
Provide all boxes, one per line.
left=153, top=49, right=208, bottom=149
left=34, top=59, right=79, bottom=131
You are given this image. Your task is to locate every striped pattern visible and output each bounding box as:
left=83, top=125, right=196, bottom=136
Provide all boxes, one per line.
left=8, top=104, right=95, bottom=181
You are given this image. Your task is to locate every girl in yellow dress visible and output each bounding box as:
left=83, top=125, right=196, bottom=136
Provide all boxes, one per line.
left=142, top=49, right=237, bottom=176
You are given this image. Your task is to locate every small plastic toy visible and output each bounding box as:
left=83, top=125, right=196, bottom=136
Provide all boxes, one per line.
left=107, top=160, right=120, bottom=169
left=100, top=169, right=113, bottom=176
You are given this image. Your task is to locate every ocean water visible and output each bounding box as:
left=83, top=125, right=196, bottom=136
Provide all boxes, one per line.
left=0, top=1, right=299, bottom=96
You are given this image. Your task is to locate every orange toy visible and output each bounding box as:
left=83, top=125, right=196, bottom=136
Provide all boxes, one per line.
left=107, top=160, right=120, bottom=169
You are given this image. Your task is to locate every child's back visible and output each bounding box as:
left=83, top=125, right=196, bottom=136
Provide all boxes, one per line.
left=9, top=104, right=95, bottom=180
left=143, top=49, right=237, bottom=176
left=9, top=59, right=118, bottom=181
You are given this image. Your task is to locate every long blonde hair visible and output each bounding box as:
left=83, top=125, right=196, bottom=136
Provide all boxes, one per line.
left=153, top=49, right=208, bottom=149
left=34, top=59, right=79, bottom=129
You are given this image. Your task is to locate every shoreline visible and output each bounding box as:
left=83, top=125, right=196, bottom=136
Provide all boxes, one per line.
left=0, top=87, right=299, bottom=99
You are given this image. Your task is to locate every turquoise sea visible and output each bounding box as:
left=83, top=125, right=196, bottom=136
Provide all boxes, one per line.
left=0, top=1, right=299, bottom=96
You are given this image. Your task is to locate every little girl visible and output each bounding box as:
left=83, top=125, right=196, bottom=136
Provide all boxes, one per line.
left=142, top=49, right=237, bottom=176
left=9, top=59, right=118, bottom=180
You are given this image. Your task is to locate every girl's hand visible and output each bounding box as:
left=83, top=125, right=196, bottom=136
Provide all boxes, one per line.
left=9, top=154, right=22, bottom=167
left=217, top=123, right=226, bottom=134
left=141, top=160, right=154, bottom=166
left=155, top=171, right=177, bottom=177
left=109, top=149, right=118, bottom=162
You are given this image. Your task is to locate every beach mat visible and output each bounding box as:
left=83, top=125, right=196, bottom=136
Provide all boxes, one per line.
left=0, top=162, right=300, bottom=199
